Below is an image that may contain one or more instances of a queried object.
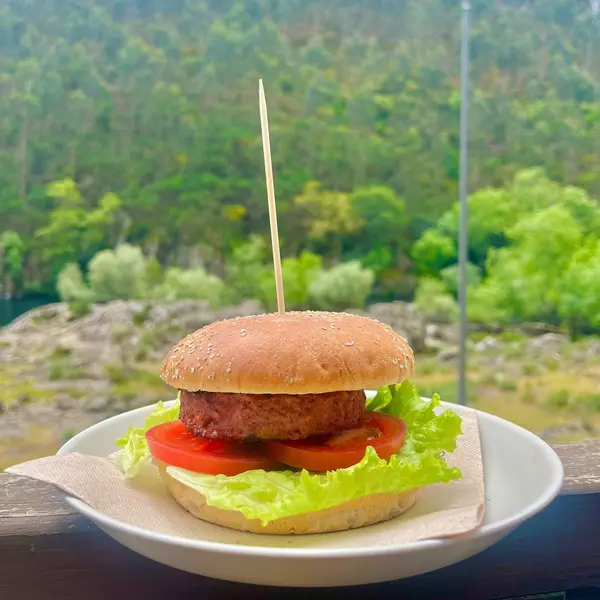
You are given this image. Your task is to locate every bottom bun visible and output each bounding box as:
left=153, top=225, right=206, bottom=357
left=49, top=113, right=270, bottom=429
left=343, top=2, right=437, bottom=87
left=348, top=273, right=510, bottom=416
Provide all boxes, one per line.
left=158, top=464, right=421, bottom=535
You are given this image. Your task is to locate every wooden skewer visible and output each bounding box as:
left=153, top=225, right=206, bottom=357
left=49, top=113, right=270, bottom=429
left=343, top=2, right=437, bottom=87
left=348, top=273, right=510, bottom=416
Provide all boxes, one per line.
left=258, top=79, right=286, bottom=314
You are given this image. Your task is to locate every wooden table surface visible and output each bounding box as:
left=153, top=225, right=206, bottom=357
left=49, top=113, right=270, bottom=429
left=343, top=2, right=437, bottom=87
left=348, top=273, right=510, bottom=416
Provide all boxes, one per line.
left=1, top=440, right=600, bottom=600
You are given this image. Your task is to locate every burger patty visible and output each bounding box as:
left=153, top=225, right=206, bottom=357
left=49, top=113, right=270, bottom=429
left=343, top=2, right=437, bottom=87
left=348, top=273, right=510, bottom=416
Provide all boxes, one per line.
left=179, top=389, right=366, bottom=442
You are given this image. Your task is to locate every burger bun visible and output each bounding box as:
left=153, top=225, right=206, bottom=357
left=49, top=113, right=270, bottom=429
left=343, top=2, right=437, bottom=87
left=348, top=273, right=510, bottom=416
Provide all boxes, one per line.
left=161, top=311, right=414, bottom=395
left=158, top=463, right=420, bottom=535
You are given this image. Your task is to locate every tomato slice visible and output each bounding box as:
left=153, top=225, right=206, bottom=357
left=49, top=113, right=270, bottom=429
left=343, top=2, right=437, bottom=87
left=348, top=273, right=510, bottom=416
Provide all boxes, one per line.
left=265, top=411, right=406, bottom=472
left=145, top=420, right=278, bottom=476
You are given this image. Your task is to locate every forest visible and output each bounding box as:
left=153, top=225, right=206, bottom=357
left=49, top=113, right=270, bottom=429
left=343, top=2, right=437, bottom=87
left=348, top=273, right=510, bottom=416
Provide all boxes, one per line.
left=1, top=0, right=600, bottom=333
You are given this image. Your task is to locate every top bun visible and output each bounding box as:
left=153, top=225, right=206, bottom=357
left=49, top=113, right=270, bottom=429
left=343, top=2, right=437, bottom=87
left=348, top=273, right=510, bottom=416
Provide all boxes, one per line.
left=161, top=311, right=415, bottom=394
left=161, top=311, right=414, bottom=395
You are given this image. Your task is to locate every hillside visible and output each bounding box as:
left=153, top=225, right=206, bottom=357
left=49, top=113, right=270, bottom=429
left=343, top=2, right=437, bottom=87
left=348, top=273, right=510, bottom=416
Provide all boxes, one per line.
left=1, top=0, right=599, bottom=304
left=1, top=301, right=599, bottom=469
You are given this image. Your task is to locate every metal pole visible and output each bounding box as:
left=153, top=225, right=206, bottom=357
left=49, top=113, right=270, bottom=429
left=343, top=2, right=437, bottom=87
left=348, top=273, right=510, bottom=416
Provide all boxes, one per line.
left=458, top=0, right=470, bottom=406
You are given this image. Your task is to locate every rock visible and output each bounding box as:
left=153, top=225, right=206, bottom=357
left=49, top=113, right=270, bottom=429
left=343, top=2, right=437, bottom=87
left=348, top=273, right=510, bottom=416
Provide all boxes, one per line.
left=540, top=422, right=592, bottom=440
left=109, top=399, right=130, bottom=414
left=78, top=343, right=115, bottom=369
left=54, top=394, right=76, bottom=411
left=437, top=347, right=459, bottom=362
left=25, top=403, right=61, bottom=423
left=0, top=417, right=27, bottom=441
left=76, top=301, right=145, bottom=343
left=3, top=303, right=69, bottom=334
left=425, top=323, right=459, bottom=351
left=575, top=339, right=600, bottom=359
left=15, top=393, right=31, bottom=406
left=474, top=336, right=501, bottom=352
left=367, top=302, right=426, bottom=352
left=216, top=300, right=264, bottom=320
left=516, top=322, right=563, bottom=336
left=53, top=334, right=80, bottom=354
left=528, top=333, right=569, bottom=356
left=439, top=324, right=459, bottom=345
left=146, top=304, right=170, bottom=326
left=467, top=322, right=503, bottom=334
left=165, top=300, right=217, bottom=332
left=88, top=396, right=111, bottom=412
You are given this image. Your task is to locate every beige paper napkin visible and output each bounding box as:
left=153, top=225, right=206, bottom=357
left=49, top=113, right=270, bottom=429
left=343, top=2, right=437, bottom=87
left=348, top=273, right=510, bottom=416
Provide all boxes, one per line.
left=6, top=408, right=485, bottom=548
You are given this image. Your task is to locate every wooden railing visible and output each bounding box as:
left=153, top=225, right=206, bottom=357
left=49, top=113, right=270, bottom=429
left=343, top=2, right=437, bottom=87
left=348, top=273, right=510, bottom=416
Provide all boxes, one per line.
left=1, top=440, right=600, bottom=599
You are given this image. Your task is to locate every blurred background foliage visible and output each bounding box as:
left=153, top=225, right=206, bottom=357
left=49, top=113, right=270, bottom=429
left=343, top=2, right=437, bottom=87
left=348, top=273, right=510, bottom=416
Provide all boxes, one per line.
left=0, top=0, right=600, bottom=331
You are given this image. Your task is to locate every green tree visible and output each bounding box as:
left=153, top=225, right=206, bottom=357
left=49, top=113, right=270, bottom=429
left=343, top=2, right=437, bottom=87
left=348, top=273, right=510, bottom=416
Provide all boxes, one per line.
left=56, top=263, right=95, bottom=303
left=280, top=251, right=323, bottom=310
left=350, top=185, right=408, bottom=250
left=309, top=261, right=375, bottom=311
left=155, top=267, right=227, bottom=308
left=226, top=236, right=273, bottom=304
left=469, top=205, right=584, bottom=323
left=413, top=278, right=459, bottom=324
left=293, top=181, right=363, bottom=260
left=0, top=1, right=599, bottom=305
left=411, top=229, right=456, bottom=276
left=0, top=231, right=26, bottom=295
left=557, top=242, right=600, bottom=336
left=35, top=179, right=122, bottom=280
left=87, top=244, right=147, bottom=301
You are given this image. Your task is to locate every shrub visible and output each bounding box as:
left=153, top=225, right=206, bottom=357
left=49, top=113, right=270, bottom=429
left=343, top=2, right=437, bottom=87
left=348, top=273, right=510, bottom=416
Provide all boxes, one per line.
left=155, top=267, right=227, bottom=308
left=279, top=251, right=323, bottom=310
left=88, top=244, right=146, bottom=301
left=110, top=324, right=131, bottom=343
left=68, top=299, right=92, bottom=318
left=520, top=382, right=535, bottom=404
left=350, top=185, right=408, bottom=249
left=411, top=229, right=456, bottom=276
left=543, top=389, right=570, bottom=410
left=144, top=256, right=163, bottom=289
left=497, top=377, right=517, bottom=391
left=466, top=280, right=510, bottom=324
left=522, top=361, right=539, bottom=376
left=413, top=278, right=459, bottom=323
left=572, top=393, right=600, bottom=413
left=309, top=261, right=374, bottom=311
left=132, top=303, right=152, bottom=326
left=105, top=363, right=129, bottom=383
left=226, top=236, right=272, bottom=303
left=556, top=241, right=600, bottom=336
left=440, top=263, right=482, bottom=296
left=57, top=263, right=95, bottom=303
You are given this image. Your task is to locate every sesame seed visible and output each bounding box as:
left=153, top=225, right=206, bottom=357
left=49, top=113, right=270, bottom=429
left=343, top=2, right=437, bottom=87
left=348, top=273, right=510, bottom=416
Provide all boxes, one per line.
left=240, top=329, right=247, bottom=336
left=345, top=341, right=355, bottom=346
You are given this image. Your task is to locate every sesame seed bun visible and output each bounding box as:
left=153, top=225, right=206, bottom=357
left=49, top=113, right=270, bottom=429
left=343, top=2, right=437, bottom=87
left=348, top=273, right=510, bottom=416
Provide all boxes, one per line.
left=161, top=310, right=414, bottom=395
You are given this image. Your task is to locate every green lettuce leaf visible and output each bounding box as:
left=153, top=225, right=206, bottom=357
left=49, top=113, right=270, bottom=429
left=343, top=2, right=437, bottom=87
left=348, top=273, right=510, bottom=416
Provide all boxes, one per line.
left=116, top=398, right=180, bottom=477
left=116, top=381, right=463, bottom=524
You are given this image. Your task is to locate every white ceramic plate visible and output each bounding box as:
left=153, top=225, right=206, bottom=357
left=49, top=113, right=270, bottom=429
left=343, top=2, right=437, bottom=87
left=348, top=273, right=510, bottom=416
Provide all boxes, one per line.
left=58, top=396, right=563, bottom=587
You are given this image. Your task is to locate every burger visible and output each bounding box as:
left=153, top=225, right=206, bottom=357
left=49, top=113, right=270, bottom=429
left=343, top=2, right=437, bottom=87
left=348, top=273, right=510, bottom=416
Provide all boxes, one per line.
left=116, top=310, right=463, bottom=535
